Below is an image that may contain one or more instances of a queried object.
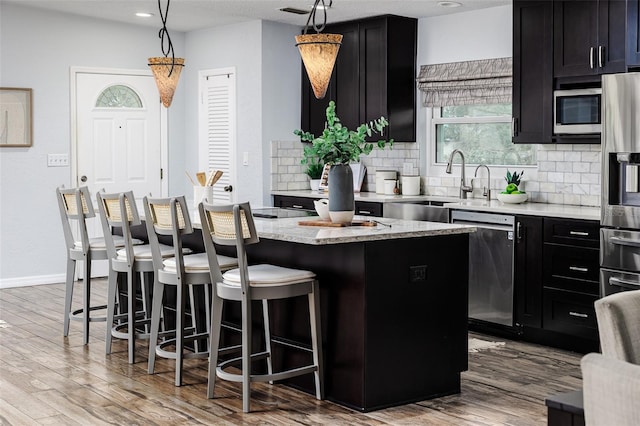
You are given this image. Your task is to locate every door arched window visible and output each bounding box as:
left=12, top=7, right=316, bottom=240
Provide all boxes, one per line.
left=95, top=85, right=142, bottom=108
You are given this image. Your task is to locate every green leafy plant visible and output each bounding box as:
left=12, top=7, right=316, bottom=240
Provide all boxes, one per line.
left=294, top=100, right=393, bottom=166
left=502, top=169, right=525, bottom=194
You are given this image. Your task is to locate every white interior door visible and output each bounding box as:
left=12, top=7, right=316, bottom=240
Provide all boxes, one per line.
left=74, top=70, right=163, bottom=276
left=199, top=68, right=236, bottom=203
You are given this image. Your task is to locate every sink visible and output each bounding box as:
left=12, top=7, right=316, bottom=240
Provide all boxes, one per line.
left=383, top=201, right=453, bottom=223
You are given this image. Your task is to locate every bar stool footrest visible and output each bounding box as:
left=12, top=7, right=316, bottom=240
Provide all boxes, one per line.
left=70, top=305, right=108, bottom=322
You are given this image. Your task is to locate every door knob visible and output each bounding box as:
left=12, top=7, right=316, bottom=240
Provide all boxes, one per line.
left=80, top=175, right=87, bottom=182
left=224, top=185, right=233, bottom=192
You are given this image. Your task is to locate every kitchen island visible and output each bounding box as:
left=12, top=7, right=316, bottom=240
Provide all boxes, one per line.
left=234, top=215, right=475, bottom=412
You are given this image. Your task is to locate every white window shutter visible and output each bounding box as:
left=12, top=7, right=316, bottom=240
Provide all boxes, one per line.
left=200, top=70, right=236, bottom=203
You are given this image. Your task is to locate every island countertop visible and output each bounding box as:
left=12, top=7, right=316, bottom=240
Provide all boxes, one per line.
left=253, top=216, right=476, bottom=245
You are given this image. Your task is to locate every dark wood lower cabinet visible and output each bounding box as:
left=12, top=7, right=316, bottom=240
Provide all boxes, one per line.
left=246, top=234, right=469, bottom=411
left=514, top=216, right=600, bottom=353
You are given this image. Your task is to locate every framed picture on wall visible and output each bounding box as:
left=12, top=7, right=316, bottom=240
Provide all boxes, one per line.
left=0, top=87, right=33, bottom=147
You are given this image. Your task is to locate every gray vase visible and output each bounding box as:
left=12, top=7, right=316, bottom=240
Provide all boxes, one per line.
left=328, top=164, right=355, bottom=223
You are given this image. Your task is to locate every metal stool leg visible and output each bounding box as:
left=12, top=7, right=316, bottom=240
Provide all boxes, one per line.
left=63, top=258, right=75, bottom=337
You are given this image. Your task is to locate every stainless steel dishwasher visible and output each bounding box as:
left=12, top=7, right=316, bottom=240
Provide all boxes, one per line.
left=450, top=210, right=515, bottom=328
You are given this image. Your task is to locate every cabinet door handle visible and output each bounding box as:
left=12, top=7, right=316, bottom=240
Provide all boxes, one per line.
left=589, top=46, right=594, bottom=69
left=292, top=204, right=304, bottom=209
left=598, top=45, right=604, bottom=68
left=569, top=231, right=589, bottom=236
left=569, top=266, right=588, bottom=273
left=569, top=311, right=589, bottom=319
left=516, top=222, right=522, bottom=241
left=512, top=117, right=517, bottom=137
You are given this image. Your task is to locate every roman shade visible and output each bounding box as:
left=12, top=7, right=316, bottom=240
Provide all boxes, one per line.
left=417, top=57, right=512, bottom=107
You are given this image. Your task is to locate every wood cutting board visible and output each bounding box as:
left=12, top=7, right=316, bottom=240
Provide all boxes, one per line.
left=298, top=219, right=377, bottom=227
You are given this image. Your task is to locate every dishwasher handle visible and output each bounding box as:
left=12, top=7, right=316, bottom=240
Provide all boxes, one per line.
left=451, top=219, right=514, bottom=233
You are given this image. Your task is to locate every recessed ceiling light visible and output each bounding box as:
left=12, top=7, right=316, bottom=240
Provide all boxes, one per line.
left=438, top=1, right=462, bottom=7
left=135, top=12, right=154, bottom=18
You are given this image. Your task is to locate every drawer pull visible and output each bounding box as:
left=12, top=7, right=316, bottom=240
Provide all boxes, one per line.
left=569, top=231, right=589, bottom=236
left=359, top=210, right=372, bottom=215
left=569, top=266, right=588, bottom=273
left=292, top=205, right=304, bottom=209
left=569, top=311, right=588, bottom=319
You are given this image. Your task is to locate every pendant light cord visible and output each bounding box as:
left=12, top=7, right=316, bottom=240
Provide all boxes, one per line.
left=157, top=0, right=177, bottom=76
left=303, top=0, right=333, bottom=34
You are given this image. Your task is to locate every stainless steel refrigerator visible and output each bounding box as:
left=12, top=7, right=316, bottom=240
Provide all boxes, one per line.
left=600, top=72, right=640, bottom=296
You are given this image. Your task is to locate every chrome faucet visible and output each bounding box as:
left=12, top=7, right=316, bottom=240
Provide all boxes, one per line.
left=474, top=164, right=491, bottom=201
left=445, top=149, right=472, bottom=199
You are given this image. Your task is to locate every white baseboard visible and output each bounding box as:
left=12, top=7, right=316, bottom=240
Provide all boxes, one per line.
left=0, top=274, right=66, bottom=289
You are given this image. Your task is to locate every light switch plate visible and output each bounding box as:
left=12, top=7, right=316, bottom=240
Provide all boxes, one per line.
left=47, top=153, right=69, bottom=167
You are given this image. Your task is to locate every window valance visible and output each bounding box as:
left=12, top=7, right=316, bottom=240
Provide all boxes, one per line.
left=417, top=57, right=512, bottom=107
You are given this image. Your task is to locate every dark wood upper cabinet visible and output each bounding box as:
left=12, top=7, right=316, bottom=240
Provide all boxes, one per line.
left=628, top=0, right=640, bottom=67
left=512, top=0, right=553, bottom=144
left=300, top=15, right=417, bottom=142
left=553, top=0, right=627, bottom=78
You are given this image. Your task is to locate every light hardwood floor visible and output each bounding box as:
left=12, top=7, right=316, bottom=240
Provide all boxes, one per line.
left=0, top=279, right=584, bottom=425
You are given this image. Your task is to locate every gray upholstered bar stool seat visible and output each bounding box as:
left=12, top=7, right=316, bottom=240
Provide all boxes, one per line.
left=199, top=201, right=324, bottom=413
left=57, top=186, right=141, bottom=345
left=144, top=195, right=237, bottom=386
left=97, top=191, right=182, bottom=364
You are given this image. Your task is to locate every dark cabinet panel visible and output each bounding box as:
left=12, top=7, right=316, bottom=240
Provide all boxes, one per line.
left=628, top=0, right=640, bottom=66
left=273, top=195, right=315, bottom=211
left=543, top=218, right=600, bottom=248
left=512, top=0, right=553, bottom=144
left=515, top=215, right=544, bottom=328
left=301, top=15, right=417, bottom=142
left=553, top=0, right=627, bottom=78
left=543, top=288, right=598, bottom=340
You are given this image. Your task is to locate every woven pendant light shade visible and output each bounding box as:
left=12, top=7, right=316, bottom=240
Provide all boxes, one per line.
left=148, top=57, right=184, bottom=108
left=296, top=33, right=342, bottom=99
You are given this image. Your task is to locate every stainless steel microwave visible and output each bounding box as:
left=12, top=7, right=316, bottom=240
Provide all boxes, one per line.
left=553, top=88, right=602, bottom=135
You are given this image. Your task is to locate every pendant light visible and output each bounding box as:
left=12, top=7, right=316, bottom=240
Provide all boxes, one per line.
left=296, top=0, right=342, bottom=99
left=148, top=0, right=184, bottom=108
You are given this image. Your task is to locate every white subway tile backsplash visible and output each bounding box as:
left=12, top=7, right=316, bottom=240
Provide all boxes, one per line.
left=270, top=141, right=603, bottom=207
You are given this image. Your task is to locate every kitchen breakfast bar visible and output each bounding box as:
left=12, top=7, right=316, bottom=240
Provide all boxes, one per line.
left=212, top=215, right=476, bottom=412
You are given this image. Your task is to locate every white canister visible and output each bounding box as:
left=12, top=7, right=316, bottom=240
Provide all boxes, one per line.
left=376, top=170, right=397, bottom=194
left=383, top=179, right=397, bottom=195
left=401, top=176, right=421, bottom=196
left=193, top=186, right=214, bottom=208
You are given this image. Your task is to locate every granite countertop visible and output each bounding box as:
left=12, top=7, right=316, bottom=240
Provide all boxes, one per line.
left=253, top=216, right=476, bottom=245
left=272, top=190, right=601, bottom=221
left=445, top=199, right=601, bottom=221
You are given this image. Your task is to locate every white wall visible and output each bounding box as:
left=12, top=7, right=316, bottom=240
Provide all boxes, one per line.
left=416, top=5, right=513, bottom=175
left=260, top=21, right=302, bottom=206
left=0, top=4, right=185, bottom=286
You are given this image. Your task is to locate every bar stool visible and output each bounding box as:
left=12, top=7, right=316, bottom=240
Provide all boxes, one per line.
left=199, top=201, right=324, bottom=413
left=143, top=195, right=237, bottom=386
left=56, top=186, right=141, bottom=344
left=97, top=191, right=182, bottom=363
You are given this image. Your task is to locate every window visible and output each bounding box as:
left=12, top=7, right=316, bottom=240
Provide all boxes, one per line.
left=95, top=85, right=142, bottom=108
left=431, top=103, right=537, bottom=167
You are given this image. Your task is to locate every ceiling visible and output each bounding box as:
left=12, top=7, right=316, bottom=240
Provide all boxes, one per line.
left=4, top=0, right=511, bottom=32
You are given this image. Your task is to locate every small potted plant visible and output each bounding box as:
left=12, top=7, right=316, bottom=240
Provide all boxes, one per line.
left=497, top=169, right=528, bottom=204
left=301, top=143, right=324, bottom=191
left=294, top=100, right=393, bottom=222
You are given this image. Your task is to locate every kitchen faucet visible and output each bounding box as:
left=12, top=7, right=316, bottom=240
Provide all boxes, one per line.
left=445, top=149, right=473, bottom=199
left=474, top=164, right=491, bottom=201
